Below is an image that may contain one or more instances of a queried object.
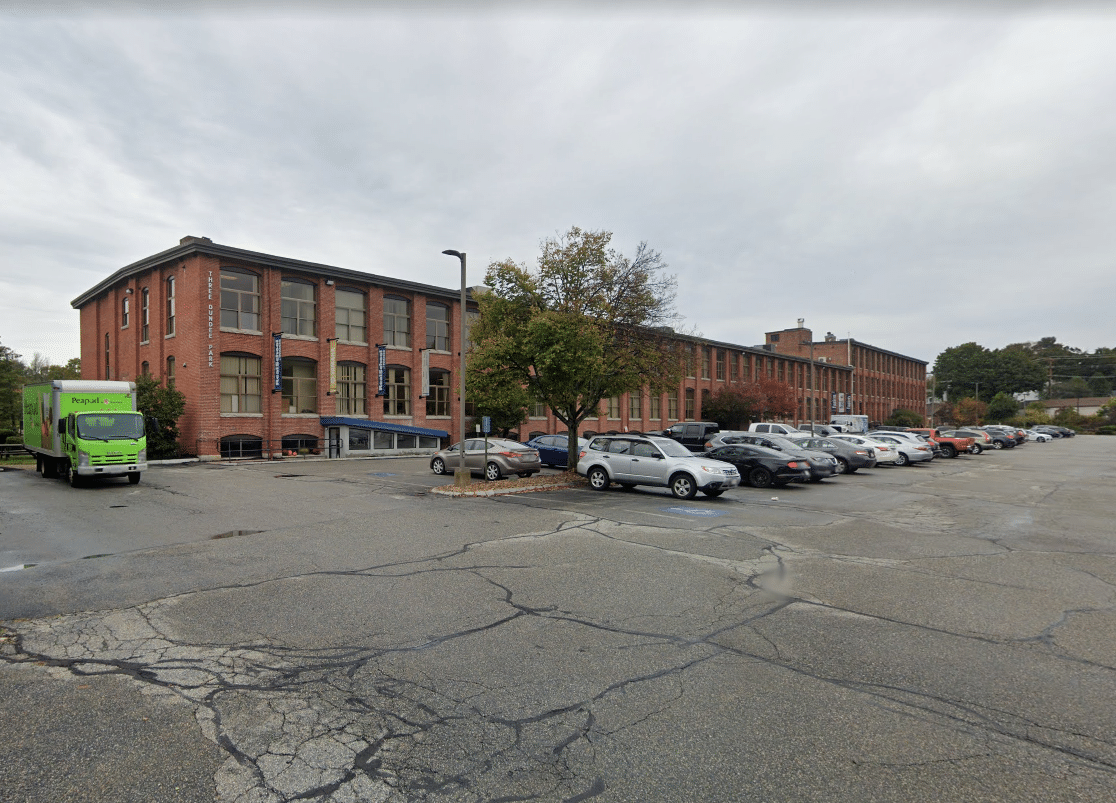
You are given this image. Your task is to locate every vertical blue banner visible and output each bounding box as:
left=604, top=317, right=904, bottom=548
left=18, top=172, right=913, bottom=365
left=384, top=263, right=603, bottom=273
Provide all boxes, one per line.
left=272, top=333, right=282, bottom=393
left=377, top=344, right=387, bottom=397
left=831, top=392, right=837, bottom=412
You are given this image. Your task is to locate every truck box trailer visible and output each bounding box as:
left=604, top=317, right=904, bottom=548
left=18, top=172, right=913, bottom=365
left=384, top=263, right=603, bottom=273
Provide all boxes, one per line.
left=23, top=380, right=148, bottom=486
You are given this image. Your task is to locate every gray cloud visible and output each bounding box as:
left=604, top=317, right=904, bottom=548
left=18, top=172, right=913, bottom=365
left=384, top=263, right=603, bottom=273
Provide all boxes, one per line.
left=2, top=4, right=1114, bottom=366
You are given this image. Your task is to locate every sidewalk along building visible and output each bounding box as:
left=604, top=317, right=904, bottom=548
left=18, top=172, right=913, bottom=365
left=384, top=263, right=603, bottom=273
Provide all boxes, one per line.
left=71, top=236, right=479, bottom=459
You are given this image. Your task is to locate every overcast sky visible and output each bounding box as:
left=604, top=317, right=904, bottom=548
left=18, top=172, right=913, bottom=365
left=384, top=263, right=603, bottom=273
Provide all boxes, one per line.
left=2, top=1, right=1114, bottom=369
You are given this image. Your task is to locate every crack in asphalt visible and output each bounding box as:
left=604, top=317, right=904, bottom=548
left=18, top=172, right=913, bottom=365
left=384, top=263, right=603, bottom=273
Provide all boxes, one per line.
left=3, top=506, right=1115, bottom=800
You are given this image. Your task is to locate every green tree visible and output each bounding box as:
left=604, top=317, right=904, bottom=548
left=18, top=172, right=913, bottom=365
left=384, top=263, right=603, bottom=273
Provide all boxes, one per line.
left=700, top=386, right=759, bottom=430
left=0, top=338, right=23, bottom=432
left=465, top=368, right=530, bottom=438
left=885, top=408, right=923, bottom=428
left=934, top=342, right=1044, bottom=400
left=986, top=391, right=1018, bottom=423
left=135, top=373, right=186, bottom=459
left=469, top=226, right=681, bottom=469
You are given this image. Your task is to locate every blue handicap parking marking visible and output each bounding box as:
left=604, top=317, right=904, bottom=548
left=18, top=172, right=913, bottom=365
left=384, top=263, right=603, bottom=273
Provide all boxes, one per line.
left=662, top=506, right=727, bottom=518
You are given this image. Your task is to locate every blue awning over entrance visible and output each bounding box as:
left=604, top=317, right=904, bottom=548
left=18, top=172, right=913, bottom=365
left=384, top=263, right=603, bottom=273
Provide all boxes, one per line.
left=319, top=417, right=449, bottom=439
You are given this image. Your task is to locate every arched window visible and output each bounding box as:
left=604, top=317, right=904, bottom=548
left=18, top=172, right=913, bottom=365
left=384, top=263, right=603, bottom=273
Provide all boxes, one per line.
left=384, top=296, right=411, bottom=347
left=337, top=362, right=366, bottom=416
left=220, top=268, right=260, bottom=331
left=426, top=303, right=450, bottom=351
left=426, top=369, right=450, bottom=416
left=384, top=365, right=410, bottom=415
left=220, top=353, right=262, bottom=413
left=281, top=278, right=317, bottom=337
left=282, top=357, right=318, bottom=413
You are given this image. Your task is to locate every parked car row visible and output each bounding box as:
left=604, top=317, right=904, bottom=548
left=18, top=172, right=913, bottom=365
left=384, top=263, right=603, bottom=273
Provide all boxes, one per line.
left=428, top=421, right=1076, bottom=498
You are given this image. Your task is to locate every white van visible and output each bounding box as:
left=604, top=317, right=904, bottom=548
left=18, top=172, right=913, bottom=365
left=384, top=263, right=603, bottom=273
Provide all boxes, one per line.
left=830, top=415, right=870, bottom=434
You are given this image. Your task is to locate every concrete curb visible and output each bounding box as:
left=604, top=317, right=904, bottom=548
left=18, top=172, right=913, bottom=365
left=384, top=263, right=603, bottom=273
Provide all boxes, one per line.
left=430, top=481, right=583, bottom=498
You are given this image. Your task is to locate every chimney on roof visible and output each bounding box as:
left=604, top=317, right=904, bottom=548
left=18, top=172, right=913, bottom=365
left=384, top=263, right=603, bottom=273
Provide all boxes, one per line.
left=180, top=236, right=213, bottom=245
left=825, top=332, right=837, bottom=342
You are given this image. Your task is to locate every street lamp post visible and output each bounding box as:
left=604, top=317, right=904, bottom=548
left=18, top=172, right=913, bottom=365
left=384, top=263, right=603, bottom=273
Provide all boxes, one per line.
left=442, top=249, right=469, bottom=487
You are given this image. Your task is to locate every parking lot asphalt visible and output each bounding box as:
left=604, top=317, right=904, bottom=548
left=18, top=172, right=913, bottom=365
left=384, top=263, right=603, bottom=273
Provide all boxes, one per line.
left=2, top=439, right=1116, bottom=802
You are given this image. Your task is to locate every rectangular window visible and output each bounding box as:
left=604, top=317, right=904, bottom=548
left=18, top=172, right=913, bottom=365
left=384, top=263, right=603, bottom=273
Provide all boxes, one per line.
left=629, top=393, right=642, bottom=420
left=166, top=356, right=175, bottom=386
left=335, top=289, right=366, bottom=343
left=384, top=297, right=411, bottom=347
left=607, top=396, right=621, bottom=419
left=166, top=276, right=176, bottom=336
left=281, top=279, right=317, bottom=337
left=220, top=269, right=260, bottom=331
left=686, top=344, right=696, bottom=378
left=685, top=388, right=695, bottom=420
left=702, top=346, right=711, bottom=379
left=220, top=354, right=262, bottom=413
left=531, top=399, right=547, bottom=418
left=650, top=395, right=661, bottom=420
left=669, top=394, right=679, bottom=420
left=282, top=358, right=318, bottom=413
left=426, top=370, right=451, bottom=416
left=337, top=363, right=366, bottom=416
left=716, top=349, right=725, bottom=381
left=426, top=304, right=450, bottom=351
left=141, top=288, right=149, bottom=342
left=384, top=366, right=411, bottom=415
left=121, top=297, right=130, bottom=328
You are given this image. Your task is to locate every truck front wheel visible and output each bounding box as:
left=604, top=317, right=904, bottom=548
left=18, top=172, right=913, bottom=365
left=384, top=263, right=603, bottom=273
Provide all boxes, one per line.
left=128, top=472, right=141, bottom=485
left=67, top=464, right=82, bottom=488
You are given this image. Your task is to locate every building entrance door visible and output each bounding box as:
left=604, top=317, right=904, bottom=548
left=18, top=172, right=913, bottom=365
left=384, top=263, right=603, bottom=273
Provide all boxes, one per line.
left=328, top=427, right=341, bottom=458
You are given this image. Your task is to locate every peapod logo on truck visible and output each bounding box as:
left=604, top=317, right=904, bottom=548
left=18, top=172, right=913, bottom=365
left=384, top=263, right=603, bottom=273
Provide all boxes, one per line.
left=69, top=396, right=115, bottom=406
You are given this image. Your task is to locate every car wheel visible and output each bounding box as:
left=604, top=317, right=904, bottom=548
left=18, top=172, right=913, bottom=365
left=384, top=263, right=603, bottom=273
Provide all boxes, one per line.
left=895, top=452, right=909, bottom=466
left=431, top=457, right=447, bottom=475
left=970, top=443, right=983, bottom=455
left=835, top=457, right=850, bottom=474
left=587, top=466, right=610, bottom=491
left=669, top=473, right=697, bottom=499
left=939, top=444, right=957, bottom=458
left=485, top=461, right=503, bottom=481
left=748, top=467, right=773, bottom=488
left=991, top=441, right=1003, bottom=450
left=702, top=489, right=724, bottom=498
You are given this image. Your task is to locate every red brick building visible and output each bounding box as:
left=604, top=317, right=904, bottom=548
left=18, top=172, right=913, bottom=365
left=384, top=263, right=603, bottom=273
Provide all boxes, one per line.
left=73, top=237, right=474, bottom=458
left=73, top=238, right=927, bottom=458
left=763, top=324, right=928, bottom=425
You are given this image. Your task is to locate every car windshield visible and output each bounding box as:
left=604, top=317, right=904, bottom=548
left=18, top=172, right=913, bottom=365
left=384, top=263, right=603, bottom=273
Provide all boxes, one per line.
left=76, top=413, right=145, bottom=440
left=654, top=439, right=694, bottom=458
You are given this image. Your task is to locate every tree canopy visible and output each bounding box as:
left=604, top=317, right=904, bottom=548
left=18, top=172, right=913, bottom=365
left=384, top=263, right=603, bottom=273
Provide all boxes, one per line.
left=468, top=226, right=682, bottom=468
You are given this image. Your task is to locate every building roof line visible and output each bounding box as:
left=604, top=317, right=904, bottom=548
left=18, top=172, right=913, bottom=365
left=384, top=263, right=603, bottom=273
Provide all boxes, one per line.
left=71, top=238, right=471, bottom=309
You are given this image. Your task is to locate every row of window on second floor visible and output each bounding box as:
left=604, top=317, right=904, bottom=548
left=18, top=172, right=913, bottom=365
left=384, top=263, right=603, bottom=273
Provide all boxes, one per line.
left=219, top=354, right=454, bottom=418
left=217, top=268, right=467, bottom=350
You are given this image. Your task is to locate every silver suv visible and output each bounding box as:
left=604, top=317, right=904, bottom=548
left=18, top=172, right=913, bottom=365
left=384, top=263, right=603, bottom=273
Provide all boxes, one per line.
left=577, top=434, right=741, bottom=499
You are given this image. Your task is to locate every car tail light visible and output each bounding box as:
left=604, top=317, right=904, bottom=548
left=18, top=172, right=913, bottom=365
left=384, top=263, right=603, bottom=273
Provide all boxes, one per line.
left=855, top=450, right=868, bottom=456
left=579, top=450, right=587, bottom=459
left=786, top=461, right=801, bottom=469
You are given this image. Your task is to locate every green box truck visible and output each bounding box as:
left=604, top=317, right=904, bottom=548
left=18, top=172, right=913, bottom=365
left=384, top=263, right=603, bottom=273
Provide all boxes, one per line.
left=23, top=380, right=148, bottom=487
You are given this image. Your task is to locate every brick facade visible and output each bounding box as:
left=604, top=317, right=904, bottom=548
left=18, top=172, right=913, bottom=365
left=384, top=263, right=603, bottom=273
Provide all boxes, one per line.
left=74, top=238, right=927, bottom=456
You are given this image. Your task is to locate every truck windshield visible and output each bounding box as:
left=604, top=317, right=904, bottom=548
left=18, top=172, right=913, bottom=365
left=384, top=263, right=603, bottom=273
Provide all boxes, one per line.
left=76, top=414, right=145, bottom=440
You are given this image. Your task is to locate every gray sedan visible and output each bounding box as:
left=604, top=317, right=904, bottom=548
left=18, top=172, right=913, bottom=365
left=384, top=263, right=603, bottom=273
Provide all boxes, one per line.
left=430, top=438, right=542, bottom=481
left=785, top=435, right=877, bottom=474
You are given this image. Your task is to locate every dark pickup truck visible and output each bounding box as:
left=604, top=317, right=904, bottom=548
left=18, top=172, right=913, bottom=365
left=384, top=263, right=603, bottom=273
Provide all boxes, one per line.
left=661, top=421, right=721, bottom=452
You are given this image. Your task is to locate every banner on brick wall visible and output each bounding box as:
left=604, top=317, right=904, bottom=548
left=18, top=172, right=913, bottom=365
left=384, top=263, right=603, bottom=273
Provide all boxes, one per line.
left=376, top=344, right=387, bottom=397
left=831, top=392, right=837, bottom=413
left=420, top=349, right=430, bottom=398
left=838, top=392, right=846, bottom=413
left=272, top=333, right=282, bottom=393
left=328, top=339, right=337, bottom=395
